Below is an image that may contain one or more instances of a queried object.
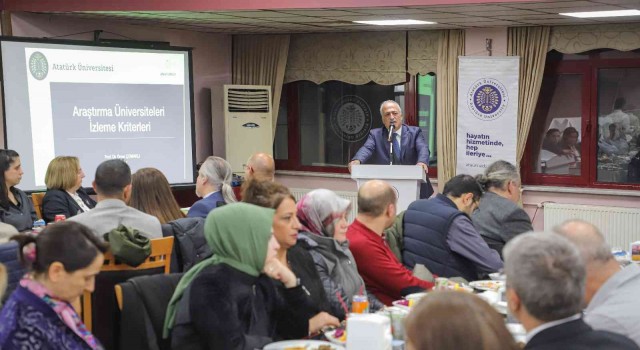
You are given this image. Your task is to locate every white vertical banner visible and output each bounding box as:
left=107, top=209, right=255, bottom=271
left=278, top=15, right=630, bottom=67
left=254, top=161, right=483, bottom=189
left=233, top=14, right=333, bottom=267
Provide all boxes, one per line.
left=456, top=56, right=519, bottom=175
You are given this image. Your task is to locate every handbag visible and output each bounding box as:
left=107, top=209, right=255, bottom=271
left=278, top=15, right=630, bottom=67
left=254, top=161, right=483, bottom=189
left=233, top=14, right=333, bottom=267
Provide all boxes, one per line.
left=103, top=224, right=151, bottom=267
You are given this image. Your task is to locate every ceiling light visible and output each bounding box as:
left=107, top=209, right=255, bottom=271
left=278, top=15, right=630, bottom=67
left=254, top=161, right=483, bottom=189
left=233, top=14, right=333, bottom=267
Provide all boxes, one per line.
left=560, top=9, right=640, bottom=18
left=353, top=19, right=436, bottom=26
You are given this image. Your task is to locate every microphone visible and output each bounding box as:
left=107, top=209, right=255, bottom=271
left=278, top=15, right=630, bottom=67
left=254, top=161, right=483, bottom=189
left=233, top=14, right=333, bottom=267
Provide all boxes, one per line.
left=388, top=118, right=396, bottom=142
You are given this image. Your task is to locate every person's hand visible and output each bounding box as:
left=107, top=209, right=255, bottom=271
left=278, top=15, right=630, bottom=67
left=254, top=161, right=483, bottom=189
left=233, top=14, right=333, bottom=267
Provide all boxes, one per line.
left=417, top=162, right=428, bottom=173
left=348, top=160, right=361, bottom=173
left=308, top=312, right=340, bottom=335
left=263, top=259, right=297, bottom=288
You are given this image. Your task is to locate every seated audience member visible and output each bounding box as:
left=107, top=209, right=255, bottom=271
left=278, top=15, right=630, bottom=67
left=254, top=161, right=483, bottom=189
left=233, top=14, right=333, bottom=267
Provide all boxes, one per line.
left=129, top=167, right=185, bottom=224
left=503, top=232, right=639, bottom=350
left=0, top=223, right=18, bottom=243
left=473, top=160, right=532, bottom=256
left=405, top=291, right=519, bottom=350
left=555, top=220, right=640, bottom=346
left=403, top=174, right=503, bottom=281
left=0, top=150, right=36, bottom=232
left=297, top=189, right=384, bottom=317
left=347, top=180, right=433, bottom=305
left=242, top=180, right=339, bottom=324
left=187, top=156, right=236, bottom=218
left=558, top=127, right=581, bottom=158
left=164, top=203, right=322, bottom=350
left=245, top=153, right=276, bottom=182
left=542, top=128, right=562, bottom=154
left=0, top=221, right=108, bottom=349
left=69, top=159, right=162, bottom=239
left=42, top=156, right=96, bottom=223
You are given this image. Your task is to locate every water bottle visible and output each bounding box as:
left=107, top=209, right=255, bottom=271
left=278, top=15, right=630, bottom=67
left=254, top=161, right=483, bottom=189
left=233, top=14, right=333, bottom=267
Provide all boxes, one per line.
left=32, top=219, right=46, bottom=234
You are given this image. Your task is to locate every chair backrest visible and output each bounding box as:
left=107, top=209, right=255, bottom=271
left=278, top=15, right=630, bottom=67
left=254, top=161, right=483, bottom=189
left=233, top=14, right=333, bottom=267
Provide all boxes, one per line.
left=31, top=192, right=45, bottom=220
left=0, top=240, right=25, bottom=302
left=82, top=236, right=174, bottom=343
left=115, top=273, right=184, bottom=350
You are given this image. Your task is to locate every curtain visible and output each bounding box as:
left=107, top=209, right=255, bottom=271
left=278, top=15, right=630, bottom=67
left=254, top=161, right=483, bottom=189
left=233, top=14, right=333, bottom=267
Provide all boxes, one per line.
left=549, top=23, right=640, bottom=53
left=284, top=31, right=406, bottom=85
left=232, top=34, right=290, bottom=137
left=507, top=26, right=550, bottom=164
left=408, top=30, right=441, bottom=75
left=436, top=29, right=465, bottom=186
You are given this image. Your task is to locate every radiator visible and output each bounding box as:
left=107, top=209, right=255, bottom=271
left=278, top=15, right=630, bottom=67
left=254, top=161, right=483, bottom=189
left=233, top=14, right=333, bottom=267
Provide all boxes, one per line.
left=290, top=188, right=359, bottom=223
left=544, top=203, right=640, bottom=250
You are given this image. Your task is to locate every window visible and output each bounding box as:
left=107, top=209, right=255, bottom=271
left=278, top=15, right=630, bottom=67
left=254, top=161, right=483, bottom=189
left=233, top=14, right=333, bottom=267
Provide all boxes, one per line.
left=417, top=73, right=437, bottom=168
left=275, top=80, right=405, bottom=172
left=523, top=49, right=640, bottom=189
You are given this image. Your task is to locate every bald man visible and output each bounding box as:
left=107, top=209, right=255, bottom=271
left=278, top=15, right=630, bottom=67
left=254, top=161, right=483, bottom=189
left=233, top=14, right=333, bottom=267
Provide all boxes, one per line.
left=347, top=180, right=433, bottom=305
left=245, top=153, right=275, bottom=182
left=555, top=220, right=640, bottom=346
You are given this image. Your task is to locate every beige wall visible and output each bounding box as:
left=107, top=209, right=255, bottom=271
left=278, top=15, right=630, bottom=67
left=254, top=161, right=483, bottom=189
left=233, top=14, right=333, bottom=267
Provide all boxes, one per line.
left=465, top=27, right=508, bottom=56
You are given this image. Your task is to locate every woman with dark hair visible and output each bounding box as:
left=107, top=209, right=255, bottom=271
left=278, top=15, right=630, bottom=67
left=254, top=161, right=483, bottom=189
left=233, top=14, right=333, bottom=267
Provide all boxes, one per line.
left=0, top=221, right=109, bottom=349
left=297, top=189, right=383, bottom=319
left=404, top=291, right=519, bottom=350
left=0, top=150, right=36, bottom=231
left=42, top=156, right=96, bottom=223
left=164, top=203, right=325, bottom=350
left=242, top=180, right=339, bottom=325
left=129, top=167, right=185, bottom=224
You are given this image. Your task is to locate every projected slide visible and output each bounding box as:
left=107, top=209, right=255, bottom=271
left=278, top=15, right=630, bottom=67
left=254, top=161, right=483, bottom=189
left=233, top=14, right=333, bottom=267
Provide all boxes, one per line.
left=1, top=40, right=194, bottom=191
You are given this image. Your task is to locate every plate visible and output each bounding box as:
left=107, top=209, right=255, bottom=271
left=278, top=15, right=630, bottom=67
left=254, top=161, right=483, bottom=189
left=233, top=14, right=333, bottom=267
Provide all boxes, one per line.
left=324, top=328, right=346, bottom=345
left=469, top=280, right=504, bottom=291
left=391, top=299, right=410, bottom=311
left=489, top=272, right=506, bottom=281
left=263, top=339, right=345, bottom=350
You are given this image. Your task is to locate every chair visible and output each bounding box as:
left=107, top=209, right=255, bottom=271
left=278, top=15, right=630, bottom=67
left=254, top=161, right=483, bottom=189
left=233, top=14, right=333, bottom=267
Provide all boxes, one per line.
left=31, top=192, right=45, bottom=220
left=114, top=273, right=184, bottom=350
left=82, top=236, right=173, bottom=349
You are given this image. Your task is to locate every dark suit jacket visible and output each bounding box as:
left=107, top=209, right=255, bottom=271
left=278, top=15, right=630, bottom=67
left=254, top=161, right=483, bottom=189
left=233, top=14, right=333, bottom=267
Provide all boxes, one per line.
left=471, top=191, right=533, bottom=256
left=352, top=124, right=434, bottom=198
left=526, top=318, right=639, bottom=350
left=187, top=191, right=225, bottom=218
left=42, top=188, right=97, bottom=223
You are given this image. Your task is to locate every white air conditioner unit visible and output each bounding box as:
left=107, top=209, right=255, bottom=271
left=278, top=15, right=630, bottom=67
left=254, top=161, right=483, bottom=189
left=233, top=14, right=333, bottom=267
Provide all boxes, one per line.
left=223, top=85, right=273, bottom=174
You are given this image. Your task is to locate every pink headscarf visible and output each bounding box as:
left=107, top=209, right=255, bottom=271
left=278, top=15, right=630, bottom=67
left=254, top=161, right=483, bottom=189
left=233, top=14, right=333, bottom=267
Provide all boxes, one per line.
left=296, top=189, right=351, bottom=238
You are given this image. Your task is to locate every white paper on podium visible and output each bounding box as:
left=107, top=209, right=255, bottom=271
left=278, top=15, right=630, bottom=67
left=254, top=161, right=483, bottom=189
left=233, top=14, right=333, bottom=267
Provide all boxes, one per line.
left=351, top=165, right=426, bottom=212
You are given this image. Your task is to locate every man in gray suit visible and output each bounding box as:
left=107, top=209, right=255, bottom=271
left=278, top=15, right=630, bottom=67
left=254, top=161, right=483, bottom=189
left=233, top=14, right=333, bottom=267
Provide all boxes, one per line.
left=69, top=159, right=162, bottom=239
left=473, top=160, right=533, bottom=256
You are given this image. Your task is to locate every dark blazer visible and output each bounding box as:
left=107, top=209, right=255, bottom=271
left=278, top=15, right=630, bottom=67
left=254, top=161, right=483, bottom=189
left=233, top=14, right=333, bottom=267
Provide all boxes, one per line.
left=41, top=188, right=96, bottom=223
left=471, top=191, right=532, bottom=256
left=186, top=192, right=224, bottom=218
left=352, top=125, right=434, bottom=198
left=526, top=318, right=639, bottom=350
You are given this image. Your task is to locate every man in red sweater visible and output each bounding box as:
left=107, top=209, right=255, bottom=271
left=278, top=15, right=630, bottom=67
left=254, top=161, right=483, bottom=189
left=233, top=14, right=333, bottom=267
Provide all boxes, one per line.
left=347, top=180, right=434, bottom=305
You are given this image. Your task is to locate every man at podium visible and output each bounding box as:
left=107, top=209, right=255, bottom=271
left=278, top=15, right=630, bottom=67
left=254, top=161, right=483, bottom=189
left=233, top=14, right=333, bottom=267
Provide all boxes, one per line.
left=348, top=100, right=434, bottom=198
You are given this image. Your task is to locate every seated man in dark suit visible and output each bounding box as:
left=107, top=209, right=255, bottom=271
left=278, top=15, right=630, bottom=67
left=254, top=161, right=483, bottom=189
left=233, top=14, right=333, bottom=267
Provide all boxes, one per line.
left=187, top=156, right=237, bottom=218
left=504, top=232, right=639, bottom=350
left=348, top=100, right=434, bottom=198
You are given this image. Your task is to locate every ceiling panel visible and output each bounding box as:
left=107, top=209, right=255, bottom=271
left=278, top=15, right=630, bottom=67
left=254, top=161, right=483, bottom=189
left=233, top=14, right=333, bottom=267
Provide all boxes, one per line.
left=45, top=1, right=638, bottom=34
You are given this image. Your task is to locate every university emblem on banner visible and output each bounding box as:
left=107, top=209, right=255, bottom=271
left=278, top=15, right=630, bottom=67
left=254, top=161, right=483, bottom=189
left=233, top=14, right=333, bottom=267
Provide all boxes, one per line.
left=330, top=95, right=372, bottom=142
left=467, top=78, right=508, bottom=121
left=29, top=52, right=49, bottom=81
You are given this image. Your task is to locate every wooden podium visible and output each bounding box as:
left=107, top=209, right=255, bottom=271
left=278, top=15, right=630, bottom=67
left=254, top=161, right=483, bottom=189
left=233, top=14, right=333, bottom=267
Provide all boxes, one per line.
left=351, top=165, right=426, bottom=212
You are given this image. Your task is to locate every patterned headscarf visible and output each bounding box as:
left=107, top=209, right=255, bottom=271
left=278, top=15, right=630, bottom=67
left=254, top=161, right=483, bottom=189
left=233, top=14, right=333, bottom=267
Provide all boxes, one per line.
left=296, top=189, right=351, bottom=238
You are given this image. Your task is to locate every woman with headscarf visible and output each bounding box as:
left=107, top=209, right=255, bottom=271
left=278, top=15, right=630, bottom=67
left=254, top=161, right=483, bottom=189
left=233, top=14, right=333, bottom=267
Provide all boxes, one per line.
left=164, top=203, right=323, bottom=350
left=297, top=189, right=384, bottom=320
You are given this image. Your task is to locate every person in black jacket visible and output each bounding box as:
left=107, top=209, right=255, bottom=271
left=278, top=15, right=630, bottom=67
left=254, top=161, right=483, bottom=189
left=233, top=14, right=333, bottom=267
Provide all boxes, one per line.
left=242, top=180, right=340, bottom=323
left=164, top=203, right=337, bottom=350
left=0, top=150, right=36, bottom=231
left=42, top=156, right=95, bottom=223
